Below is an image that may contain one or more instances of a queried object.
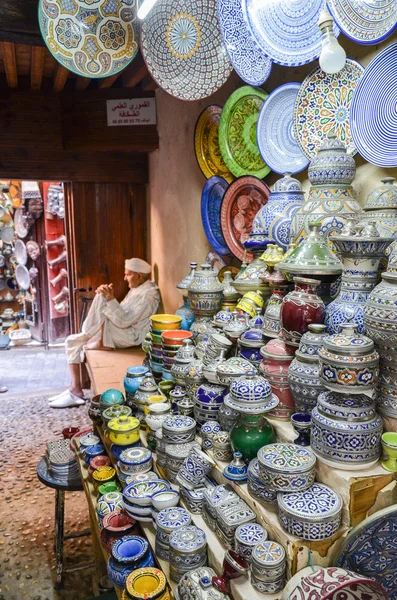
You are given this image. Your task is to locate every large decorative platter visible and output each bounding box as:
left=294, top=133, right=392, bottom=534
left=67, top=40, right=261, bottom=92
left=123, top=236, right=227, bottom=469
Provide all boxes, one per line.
left=194, top=106, right=234, bottom=183
left=241, top=0, right=339, bottom=67
left=14, top=240, right=27, bottom=266
left=217, top=0, right=272, bottom=87
left=257, top=82, right=309, bottom=175
left=140, top=0, right=232, bottom=101
left=201, top=177, right=230, bottom=255
left=16, top=265, right=31, bottom=291
left=219, top=86, right=270, bottom=179
left=220, top=176, right=270, bottom=261
left=350, top=43, right=397, bottom=168
left=335, top=505, right=397, bottom=599
left=294, top=59, right=364, bottom=160
left=38, top=0, right=139, bottom=78
left=327, top=0, right=397, bottom=45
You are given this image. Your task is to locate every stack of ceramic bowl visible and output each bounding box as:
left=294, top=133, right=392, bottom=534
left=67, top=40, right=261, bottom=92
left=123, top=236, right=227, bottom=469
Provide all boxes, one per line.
left=122, top=478, right=171, bottom=522
left=234, top=523, right=267, bottom=563
left=169, top=526, right=207, bottom=582
left=155, top=430, right=167, bottom=468
left=161, top=330, right=193, bottom=381
left=216, top=357, right=255, bottom=387
left=124, top=366, right=149, bottom=409
left=250, top=541, right=286, bottom=593
left=155, top=506, right=191, bottom=560
left=149, top=314, right=182, bottom=381
left=134, top=374, right=160, bottom=422
left=107, top=535, right=155, bottom=590
left=246, top=459, right=277, bottom=505
left=201, top=333, right=233, bottom=383
left=194, top=382, right=228, bottom=427
left=165, top=441, right=200, bottom=484
left=237, top=329, right=265, bottom=368
left=171, top=340, right=196, bottom=386
left=117, top=447, right=153, bottom=484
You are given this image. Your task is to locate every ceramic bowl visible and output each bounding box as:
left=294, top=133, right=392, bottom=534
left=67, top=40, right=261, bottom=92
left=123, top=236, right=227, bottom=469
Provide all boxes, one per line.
left=162, top=369, right=175, bottom=381
left=90, top=455, right=112, bottom=471
left=150, top=314, right=182, bottom=331
left=99, top=481, right=122, bottom=495
left=83, top=444, right=106, bottom=464
left=62, top=426, right=80, bottom=439
left=151, top=348, right=163, bottom=358
left=123, top=479, right=171, bottom=507
left=162, top=349, right=179, bottom=358
left=151, top=332, right=163, bottom=344
left=100, top=389, right=125, bottom=409
left=151, top=490, right=180, bottom=511
left=125, top=472, right=159, bottom=485
left=93, top=466, right=116, bottom=492
left=161, top=330, right=193, bottom=345
left=126, top=567, right=167, bottom=600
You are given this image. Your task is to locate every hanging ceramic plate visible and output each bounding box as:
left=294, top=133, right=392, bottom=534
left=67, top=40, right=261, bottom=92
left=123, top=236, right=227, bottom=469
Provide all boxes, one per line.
left=0, top=226, right=14, bottom=244
left=194, top=106, right=234, bottom=183
left=16, top=265, right=30, bottom=291
left=327, top=0, right=397, bottom=44
left=201, top=176, right=230, bottom=255
left=294, top=59, right=364, bottom=160
left=241, top=0, right=339, bottom=66
left=220, top=176, right=270, bottom=261
left=8, top=181, right=22, bottom=208
left=38, top=0, right=139, bottom=78
left=257, top=82, right=310, bottom=175
left=350, top=43, right=397, bottom=168
left=217, top=0, right=272, bottom=87
left=14, top=240, right=27, bottom=266
left=335, top=505, right=397, bottom=599
left=140, top=0, right=232, bottom=101
left=14, top=209, right=29, bottom=239
left=219, top=86, right=270, bottom=179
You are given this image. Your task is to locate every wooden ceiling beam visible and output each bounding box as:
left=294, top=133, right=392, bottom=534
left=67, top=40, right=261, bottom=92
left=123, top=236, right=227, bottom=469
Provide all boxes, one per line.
left=98, top=73, right=120, bottom=89
left=53, top=64, right=70, bottom=93
left=75, top=76, right=91, bottom=91
left=1, top=41, right=18, bottom=87
left=121, top=54, right=148, bottom=88
left=31, top=46, right=45, bottom=90
left=141, top=74, right=157, bottom=92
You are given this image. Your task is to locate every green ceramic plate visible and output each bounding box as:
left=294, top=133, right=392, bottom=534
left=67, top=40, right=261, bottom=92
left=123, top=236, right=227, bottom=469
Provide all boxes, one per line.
left=219, top=85, right=271, bottom=179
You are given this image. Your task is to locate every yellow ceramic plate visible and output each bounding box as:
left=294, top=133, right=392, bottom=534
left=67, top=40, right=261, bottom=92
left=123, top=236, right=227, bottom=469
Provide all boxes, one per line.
left=194, top=105, right=234, bottom=184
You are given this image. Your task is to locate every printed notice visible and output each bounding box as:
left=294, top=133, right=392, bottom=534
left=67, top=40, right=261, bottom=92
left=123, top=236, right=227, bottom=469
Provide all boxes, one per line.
left=106, top=98, right=157, bottom=126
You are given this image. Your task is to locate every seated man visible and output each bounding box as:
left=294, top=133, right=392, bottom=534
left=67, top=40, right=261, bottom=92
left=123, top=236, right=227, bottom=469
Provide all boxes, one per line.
left=49, top=258, right=160, bottom=408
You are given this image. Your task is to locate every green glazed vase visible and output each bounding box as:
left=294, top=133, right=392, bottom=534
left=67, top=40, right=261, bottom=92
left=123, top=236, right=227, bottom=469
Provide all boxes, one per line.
left=230, top=413, right=275, bottom=462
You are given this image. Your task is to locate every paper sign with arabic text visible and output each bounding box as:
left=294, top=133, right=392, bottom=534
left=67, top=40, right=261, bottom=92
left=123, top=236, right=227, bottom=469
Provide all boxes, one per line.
left=106, top=98, right=157, bottom=126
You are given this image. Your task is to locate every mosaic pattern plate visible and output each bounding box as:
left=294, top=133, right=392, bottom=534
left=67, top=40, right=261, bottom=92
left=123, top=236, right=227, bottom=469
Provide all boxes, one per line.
left=219, top=86, right=270, bottom=179
left=140, top=0, right=232, bottom=101
left=327, top=0, right=397, bottom=44
left=201, top=176, right=230, bottom=255
left=294, top=59, right=364, bottom=160
left=335, top=505, right=397, bottom=599
left=217, top=0, right=272, bottom=87
left=38, top=0, right=139, bottom=78
left=350, top=43, right=397, bottom=168
left=257, top=82, right=310, bottom=175
left=241, top=0, right=339, bottom=66
left=220, top=176, right=270, bottom=261
left=194, top=106, right=234, bottom=183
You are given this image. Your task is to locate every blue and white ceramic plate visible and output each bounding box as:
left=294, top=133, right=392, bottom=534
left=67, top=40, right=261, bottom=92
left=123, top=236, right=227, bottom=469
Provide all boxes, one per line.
left=350, top=42, right=397, bottom=168
left=241, top=0, right=340, bottom=66
left=38, top=0, right=139, bottom=78
left=335, top=505, right=397, bottom=599
left=257, top=83, right=310, bottom=175
left=217, top=0, right=272, bottom=86
left=327, top=0, right=397, bottom=44
left=201, top=176, right=230, bottom=255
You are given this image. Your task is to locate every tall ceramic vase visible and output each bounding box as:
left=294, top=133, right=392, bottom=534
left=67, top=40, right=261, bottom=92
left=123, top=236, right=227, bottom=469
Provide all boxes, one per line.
left=280, top=277, right=325, bottom=348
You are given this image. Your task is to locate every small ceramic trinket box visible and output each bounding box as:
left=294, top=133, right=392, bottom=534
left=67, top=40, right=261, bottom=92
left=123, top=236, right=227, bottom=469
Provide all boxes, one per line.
left=176, top=447, right=215, bottom=490
left=234, top=523, right=267, bottom=562
left=155, top=507, right=191, bottom=560
left=212, top=431, right=232, bottom=462
left=250, top=541, right=286, bottom=593
left=201, top=421, right=221, bottom=449
left=277, top=483, right=343, bottom=540
left=257, top=443, right=316, bottom=492
left=162, top=415, right=197, bottom=444
left=215, top=499, right=256, bottom=546
left=247, top=459, right=277, bottom=504
left=169, top=526, right=207, bottom=583
left=118, top=447, right=153, bottom=475
left=175, top=566, right=228, bottom=600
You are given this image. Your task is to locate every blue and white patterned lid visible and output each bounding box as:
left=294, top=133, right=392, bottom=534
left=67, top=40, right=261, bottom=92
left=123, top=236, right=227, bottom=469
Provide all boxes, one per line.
left=119, top=447, right=152, bottom=466
left=169, top=525, right=206, bottom=552
left=251, top=541, right=286, bottom=567
left=201, top=421, right=221, bottom=436
left=235, top=523, right=268, bottom=546
left=277, top=483, right=343, bottom=519
left=162, top=415, right=196, bottom=433
left=156, top=507, right=191, bottom=532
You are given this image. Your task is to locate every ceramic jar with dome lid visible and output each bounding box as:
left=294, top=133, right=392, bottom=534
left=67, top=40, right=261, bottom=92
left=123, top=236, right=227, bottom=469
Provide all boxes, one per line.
left=184, top=358, right=206, bottom=402
left=134, top=374, right=159, bottom=419
left=221, top=270, right=240, bottom=311
left=237, top=329, right=264, bottom=368
left=288, top=324, right=328, bottom=414
left=262, top=271, right=290, bottom=339
left=171, top=339, right=196, bottom=386
left=360, top=177, right=397, bottom=243
left=231, top=232, right=271, bottom=296
left=252, top=173, right=305, bottom=252
left=188, top=264, right=224, bottom=317
left=176, top=262, right=197, bottom=330
left=318, top=323, right=379, bottom=394
left=260, top=338, right=295, bottom=420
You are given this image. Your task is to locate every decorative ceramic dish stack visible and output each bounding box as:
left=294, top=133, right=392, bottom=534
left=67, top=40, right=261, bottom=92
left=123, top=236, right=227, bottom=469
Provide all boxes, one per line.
left=122, top=478, right=171, bottom=523
left=169, top=525, right=207, bottom=582
left=155, top=507, right=191, bottom=561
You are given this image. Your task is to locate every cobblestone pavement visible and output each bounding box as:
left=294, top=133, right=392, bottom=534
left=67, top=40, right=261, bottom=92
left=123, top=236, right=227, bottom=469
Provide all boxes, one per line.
left=0, top=393, right=96, bottom=600
left=0, top=349, right=71, bottom=397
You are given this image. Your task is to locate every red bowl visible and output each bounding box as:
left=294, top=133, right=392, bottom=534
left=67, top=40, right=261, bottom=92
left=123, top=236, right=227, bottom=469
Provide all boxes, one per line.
left=161, top=330, right=193, bottom=346
left=62, top=426, right=80, bottom=439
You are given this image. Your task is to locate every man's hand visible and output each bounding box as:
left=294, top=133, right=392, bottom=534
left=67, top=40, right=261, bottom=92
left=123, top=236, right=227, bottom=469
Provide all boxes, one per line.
left=101, top=284, right=115, bottom=301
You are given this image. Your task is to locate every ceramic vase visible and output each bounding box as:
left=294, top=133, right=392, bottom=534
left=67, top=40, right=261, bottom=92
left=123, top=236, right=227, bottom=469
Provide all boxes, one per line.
left=124, top=366, right=149, bottom=407
left=281, top=277, right=325, bottom=348
left=188, top=264, right=223, bottom=317
left=260, top=338, right=296, bottom=419
left=230, top=413, right=275, bottom=463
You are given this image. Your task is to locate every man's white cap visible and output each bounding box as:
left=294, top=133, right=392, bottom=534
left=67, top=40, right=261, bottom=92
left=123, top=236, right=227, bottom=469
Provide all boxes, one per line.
left=125, top=258, right=152, bottom=274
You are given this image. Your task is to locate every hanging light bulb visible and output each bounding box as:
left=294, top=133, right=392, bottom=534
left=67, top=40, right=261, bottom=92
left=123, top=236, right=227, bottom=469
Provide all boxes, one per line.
left=137, top=0, right=158, bottom=19
left=318, top=9, right=346, bottom=74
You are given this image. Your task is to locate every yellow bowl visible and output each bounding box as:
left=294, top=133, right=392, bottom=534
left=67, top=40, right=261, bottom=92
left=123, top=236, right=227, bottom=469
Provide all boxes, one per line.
left=126, top=568, right=167, bottom=600
left=150, top=314, right=182, bottom=331
left=92, top=466, right=116, bottom=492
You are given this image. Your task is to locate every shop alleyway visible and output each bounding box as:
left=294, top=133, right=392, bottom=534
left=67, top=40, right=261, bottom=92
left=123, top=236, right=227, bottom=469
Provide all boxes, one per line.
left=0, top=392, right=97, bottom=600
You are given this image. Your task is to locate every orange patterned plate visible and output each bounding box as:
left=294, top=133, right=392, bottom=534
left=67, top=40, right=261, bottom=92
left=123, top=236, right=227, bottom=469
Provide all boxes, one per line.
left=194, top=105, right=234, bottom=183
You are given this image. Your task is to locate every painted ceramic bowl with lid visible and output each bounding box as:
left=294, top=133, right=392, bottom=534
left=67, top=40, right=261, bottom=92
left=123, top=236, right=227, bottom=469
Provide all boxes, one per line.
left=102, top=404, right=132, bottom=427
left=247, top=459, right=277, bottom=504
left=119, top=447, right=152, bottom=475
left=169, top=526, right=207, bottom=583
left=162, top=415, right=196, bottom=444
left=257, top=443, right=316, bottom=492
left=311, top=391, right=382, bottom=470
left=260, top=338, right=296, bottom=419
left=277, top=483, right=343, bottom=540
left=108, top=416, right=140, bottom=445
left=250, top=541, right=286, bottom=592
left=234, top=523, right=267, bottom=563
left=100, top=389, right=125, bottom=411
left=216, top=357, right=256, bottom=386
left=224, top=371, right=279, bottom=414
left=318, top=323, right=379, bottom=393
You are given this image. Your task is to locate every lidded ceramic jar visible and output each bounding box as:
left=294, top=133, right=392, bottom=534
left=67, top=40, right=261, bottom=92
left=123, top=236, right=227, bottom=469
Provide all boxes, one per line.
left=311, top=391, right=383, bottom=469
left=171, top=340, right=196, bottom=386
left=169, top=526, right=207, bottom=583
left=224, top=372, right=278, bottom=415
left=119, top=447, right=153, bottom=475
left=155, top=507, right=191, bottom=560
left=201, top=421, right=221, bottom=449
left=213, top=307, right=233, bottom=328
left=212, top=431, right=233, bottom=461
left=257, top=443, right=316, bottom=492
left=216, top=357, right=255, bottom=386
left=102, top=404, right=132, bottom=428
left=247, top=459, right=277, bottom=504
left=277, top=483, right=342, bottom=541
left=249, top=307, right=265, bottom=329
left=250, top=541, right=286, bottom=594
left=188, top=264, right=224, bottom=316
left=234, top=523, right=267, bottom=563
left=280, top=277, right=325, bottom=347
left=308, top=135, right=356, bottom=185
left=237, top=329, right=264, bottom=368
left=176, top=567, right=227, bottom=600
left=260, top=338, right=296, bottom=419
left=318, top=323, right=379, bottom=393
left=165, top=441, right=200, bottom=483
left=100, top=389, right=125, bottom=413
left=162, top=415, right=196, bottom=445
left=262, top=271, right=290, bottom=339
left=288, top=324, right=327, bottom=414
left=364, top=247, right=397, bottom=347
left=124, top=366, right=149, bottom=406
left=223, top=310, right=248, bottom=340
left=176, top=262, right=198, bottom=331
left=145, top=403, right=171, bottom=432
left=177, top=262, right=198, bottom=295
left=107, top=416, right=140, bottom=446
left=194, top=382, right=228, bottom=426
left=184, top=358, right=206, bottom=401
left=231, top=233, right=271, bottom=296
left=217, top=403, right=239, bottom=433
left=134, top=374, right=159, bottom=417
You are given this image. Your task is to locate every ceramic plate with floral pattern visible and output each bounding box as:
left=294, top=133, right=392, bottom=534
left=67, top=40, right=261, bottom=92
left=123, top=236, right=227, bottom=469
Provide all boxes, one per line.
left=194, top=106, right=234, bottom=183
left=38, top=0, right=139, bottom=78
left=294, top=59, right=364, bottom=160
left=219, top=86, right=270, bottom=179
left=140, top=0, right=232, bottom=101
left=220, top=176, right=270, bottom=261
